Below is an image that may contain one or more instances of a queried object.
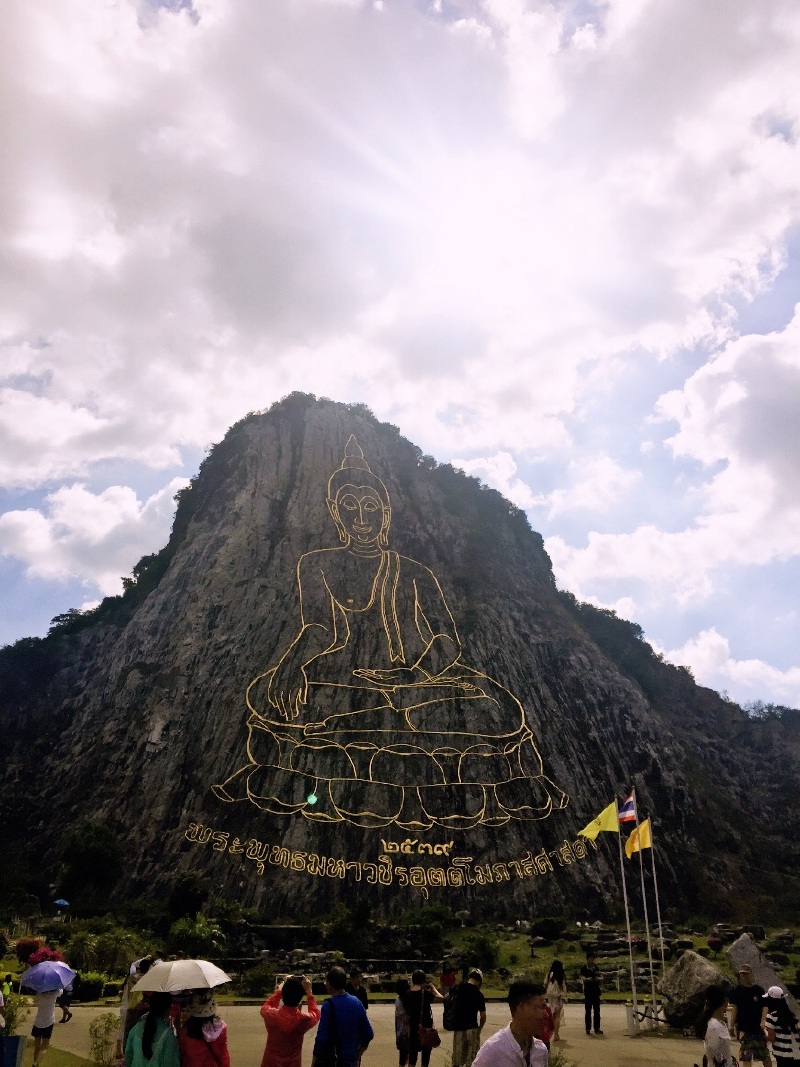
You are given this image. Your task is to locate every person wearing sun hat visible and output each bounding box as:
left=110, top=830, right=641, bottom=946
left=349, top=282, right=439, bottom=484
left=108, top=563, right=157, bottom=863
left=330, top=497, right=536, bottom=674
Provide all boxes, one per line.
left=178, top=991, right=230, bottom=1067
left=763, top=986, right=800, bottom=1065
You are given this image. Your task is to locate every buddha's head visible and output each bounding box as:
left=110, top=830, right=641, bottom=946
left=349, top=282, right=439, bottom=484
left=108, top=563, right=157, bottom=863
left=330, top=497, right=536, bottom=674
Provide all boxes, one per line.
left=327, top=436, right=391, bottom=549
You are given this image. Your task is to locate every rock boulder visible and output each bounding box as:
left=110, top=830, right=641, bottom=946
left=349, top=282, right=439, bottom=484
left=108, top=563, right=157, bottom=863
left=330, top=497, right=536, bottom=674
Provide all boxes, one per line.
left=659, top=949, right=732, bottom=1030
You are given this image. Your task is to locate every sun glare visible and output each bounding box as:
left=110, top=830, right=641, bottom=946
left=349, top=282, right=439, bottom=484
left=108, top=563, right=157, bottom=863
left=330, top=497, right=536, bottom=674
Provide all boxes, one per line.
left=410, top=151, right=603, bottom=322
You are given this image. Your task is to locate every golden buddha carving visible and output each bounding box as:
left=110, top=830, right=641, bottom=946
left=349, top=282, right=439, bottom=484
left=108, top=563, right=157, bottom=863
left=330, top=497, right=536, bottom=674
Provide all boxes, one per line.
left=213, top=435, right=567, bottom=831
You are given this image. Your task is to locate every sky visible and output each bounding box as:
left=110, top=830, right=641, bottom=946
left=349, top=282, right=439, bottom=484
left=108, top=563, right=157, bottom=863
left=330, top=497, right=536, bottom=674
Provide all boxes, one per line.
left=2, top=0, right=799, bottom=709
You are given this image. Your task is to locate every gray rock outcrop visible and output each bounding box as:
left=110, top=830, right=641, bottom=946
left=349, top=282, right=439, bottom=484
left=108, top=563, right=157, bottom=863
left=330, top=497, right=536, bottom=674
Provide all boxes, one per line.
left=729, top=934, right=800, bottom=1018
left=659, top=950, right=732, bottom=1030
left=2, top=394, right=800, bottom=918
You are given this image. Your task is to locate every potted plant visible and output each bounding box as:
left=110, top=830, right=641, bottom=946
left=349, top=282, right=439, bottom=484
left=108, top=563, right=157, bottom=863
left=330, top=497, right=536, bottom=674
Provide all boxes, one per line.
left=2, top=991, right=31, bottom=1067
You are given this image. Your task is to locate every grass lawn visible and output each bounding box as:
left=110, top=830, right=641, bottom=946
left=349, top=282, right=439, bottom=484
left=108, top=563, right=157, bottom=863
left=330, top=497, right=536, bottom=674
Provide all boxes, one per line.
left=17, top=1043, right=91, bottom=1067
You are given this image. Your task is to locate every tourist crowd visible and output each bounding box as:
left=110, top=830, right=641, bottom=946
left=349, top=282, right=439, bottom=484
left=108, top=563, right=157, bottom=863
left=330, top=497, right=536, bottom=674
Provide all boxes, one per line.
left=11, top=950, right=800, bottom=1067
left=696, top=964, right=800, bottom=1067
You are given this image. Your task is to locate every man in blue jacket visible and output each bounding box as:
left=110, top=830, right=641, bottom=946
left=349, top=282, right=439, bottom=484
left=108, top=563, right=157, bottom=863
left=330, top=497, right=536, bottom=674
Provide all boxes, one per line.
left=312, top=966, right=374, bottom=1067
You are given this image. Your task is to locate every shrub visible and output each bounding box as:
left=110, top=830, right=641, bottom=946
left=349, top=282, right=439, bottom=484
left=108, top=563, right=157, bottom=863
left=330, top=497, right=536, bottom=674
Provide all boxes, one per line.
left=548, top=1049, right=579, bottom=1067
left=237, top=960, right=277, bottom=998
left=89, top=1011, right=120, bottom=1066
left=2, top=991, right=31, bottom=1036
left=78, top=972, right=107, bottom=1002
left=528, top=917, right=566, bottom=941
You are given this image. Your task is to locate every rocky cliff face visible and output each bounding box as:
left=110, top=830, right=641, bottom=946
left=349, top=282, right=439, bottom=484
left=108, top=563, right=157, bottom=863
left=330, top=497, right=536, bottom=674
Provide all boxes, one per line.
left=2, top=394, right=799, bottom=920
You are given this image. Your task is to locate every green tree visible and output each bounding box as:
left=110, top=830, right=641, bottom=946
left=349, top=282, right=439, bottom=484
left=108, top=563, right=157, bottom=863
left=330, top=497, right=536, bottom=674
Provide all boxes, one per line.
left=166, top=915, right=223, bottom=957
left=60, top=821, right=124, bottom=898
left=64, top=930, right=99, bottom=971
left=94, top=929, right=146, bottom=975
left=168, top=874, right=207, bottom=920
left=462, top=931, right=500, bottom=971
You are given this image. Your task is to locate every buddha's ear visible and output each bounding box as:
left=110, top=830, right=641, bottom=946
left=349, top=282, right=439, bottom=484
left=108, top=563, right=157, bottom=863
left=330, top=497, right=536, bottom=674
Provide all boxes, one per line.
left=378, top=505, right=392, bottom=547
left=327, top=497, right=348, bottom=544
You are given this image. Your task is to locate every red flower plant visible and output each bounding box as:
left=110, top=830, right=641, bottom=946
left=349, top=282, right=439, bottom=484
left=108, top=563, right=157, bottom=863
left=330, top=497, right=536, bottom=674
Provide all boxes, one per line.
left=14, top=938, right=42, bottom=965
left=28, top=947, right=65, bottom=965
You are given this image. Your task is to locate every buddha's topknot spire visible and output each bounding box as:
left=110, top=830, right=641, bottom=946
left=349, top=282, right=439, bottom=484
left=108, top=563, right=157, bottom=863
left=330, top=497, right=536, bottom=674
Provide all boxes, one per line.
left=339, top=435, right=372, bottom=474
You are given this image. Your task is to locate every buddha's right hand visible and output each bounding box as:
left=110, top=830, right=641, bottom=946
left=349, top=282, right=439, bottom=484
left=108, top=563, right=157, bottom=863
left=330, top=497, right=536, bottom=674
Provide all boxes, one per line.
left=267, top=662, right=308, bottom=719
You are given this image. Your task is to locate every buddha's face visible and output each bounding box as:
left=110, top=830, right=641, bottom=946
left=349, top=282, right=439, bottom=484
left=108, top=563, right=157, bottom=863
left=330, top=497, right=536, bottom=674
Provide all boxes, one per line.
left=328, top=484, right=389, bottom=547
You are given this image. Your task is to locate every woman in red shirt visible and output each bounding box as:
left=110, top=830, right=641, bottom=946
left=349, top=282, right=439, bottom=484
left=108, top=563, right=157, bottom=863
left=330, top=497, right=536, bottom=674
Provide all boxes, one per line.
left=178, top=992, right=230, bottom=1067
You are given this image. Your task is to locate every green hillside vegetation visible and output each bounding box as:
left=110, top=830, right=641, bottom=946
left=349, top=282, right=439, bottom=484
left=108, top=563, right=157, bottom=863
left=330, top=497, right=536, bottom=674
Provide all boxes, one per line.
left=4, top=900, right=799, bottom=1006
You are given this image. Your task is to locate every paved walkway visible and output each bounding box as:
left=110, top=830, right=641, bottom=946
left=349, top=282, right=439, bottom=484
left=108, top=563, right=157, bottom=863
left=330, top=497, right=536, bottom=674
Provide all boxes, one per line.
left=22, top=1002, right=704, bottom=1067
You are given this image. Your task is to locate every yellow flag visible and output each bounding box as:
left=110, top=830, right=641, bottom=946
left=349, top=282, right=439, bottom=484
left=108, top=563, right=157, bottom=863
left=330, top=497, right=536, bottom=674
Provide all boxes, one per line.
left=625, top=818, right=652, bottom=858
left=578, top=801, right=619, bottom=840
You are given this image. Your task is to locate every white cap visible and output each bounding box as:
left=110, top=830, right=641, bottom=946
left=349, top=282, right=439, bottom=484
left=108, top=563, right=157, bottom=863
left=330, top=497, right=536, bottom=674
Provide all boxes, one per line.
left=764, top=986, right=786, bottom=999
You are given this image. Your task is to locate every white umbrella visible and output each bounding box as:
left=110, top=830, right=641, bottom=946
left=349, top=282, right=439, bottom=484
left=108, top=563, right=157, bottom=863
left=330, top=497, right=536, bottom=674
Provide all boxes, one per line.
left=132, top=960, right=231, bottom=993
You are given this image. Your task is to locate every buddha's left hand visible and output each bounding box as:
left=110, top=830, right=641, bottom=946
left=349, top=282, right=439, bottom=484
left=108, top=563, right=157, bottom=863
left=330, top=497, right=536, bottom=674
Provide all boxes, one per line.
left=353, top=666, right=423, bottom=689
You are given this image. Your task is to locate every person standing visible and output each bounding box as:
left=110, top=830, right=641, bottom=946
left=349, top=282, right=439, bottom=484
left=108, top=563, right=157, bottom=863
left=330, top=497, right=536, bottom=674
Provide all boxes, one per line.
left=124, top=992, right=179, bottom=1067
left=394, top=979, right=411, bottom=1067
left=117, top=955, right=156, bottom=1058
left=730, top=964, right=772, bottom=1067
left=697, top=985, right=737, bottom=1067
left=451, top=970, right=486, bottom=1067
left=260, top=975, right=320, bottom=1067
left=440, top=967, right=457, bottom=994
left=580, top=952, right=603, bottom=1036
left=346, top=970, right=369, bottom=1011
left=31, top=987, right=61, bottom=1067
left=472, top=981, right=549, bottom=1067
left=403, top=971, right=444, bottom=1067
left=545, top=960, right=567, bottom=1043
left=178, top=991, right=230, bottom=1067
left=763, top=986, right=800, bottom=1065
left=57, top=977, right=75, bottom=1023
left=312, top=966, right=373, bottom=1067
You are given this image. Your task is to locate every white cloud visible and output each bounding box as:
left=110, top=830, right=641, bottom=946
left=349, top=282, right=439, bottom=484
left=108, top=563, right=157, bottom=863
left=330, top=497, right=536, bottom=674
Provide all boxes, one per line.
left=1, top=0, right=800, bottom=700
left=547, top=308, right=800, bottom=603
left=453, top=451, right=537, bottom=510
left=662, top=628, right=800, bottom=708
left=2, top=0, right=799, bottom=485
left=0, top=478, right=188, bottom=595
left=541, top=456, right=641, bottom=517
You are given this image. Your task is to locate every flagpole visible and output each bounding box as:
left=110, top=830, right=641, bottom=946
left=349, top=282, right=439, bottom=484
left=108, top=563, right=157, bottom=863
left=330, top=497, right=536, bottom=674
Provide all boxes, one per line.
left=649, top=819, right=667, bottom=975
left=616, top=797, right=639, bottom=1030
left=632, top=789, right=658, bottom=1019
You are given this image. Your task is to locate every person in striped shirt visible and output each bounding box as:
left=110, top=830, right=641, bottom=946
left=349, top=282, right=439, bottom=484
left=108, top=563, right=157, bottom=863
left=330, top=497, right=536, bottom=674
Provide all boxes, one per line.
left=764, top=987, right=800, bottom=1065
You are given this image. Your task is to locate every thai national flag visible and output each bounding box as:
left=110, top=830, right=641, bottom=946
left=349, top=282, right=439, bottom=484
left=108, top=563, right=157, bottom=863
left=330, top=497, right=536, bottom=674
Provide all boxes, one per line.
left=618, top=792, right=637, bottom=822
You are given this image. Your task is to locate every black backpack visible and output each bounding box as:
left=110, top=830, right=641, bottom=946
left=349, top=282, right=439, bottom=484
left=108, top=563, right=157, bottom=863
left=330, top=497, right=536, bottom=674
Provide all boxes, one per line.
left=442, top=986, right=460, bottom=1032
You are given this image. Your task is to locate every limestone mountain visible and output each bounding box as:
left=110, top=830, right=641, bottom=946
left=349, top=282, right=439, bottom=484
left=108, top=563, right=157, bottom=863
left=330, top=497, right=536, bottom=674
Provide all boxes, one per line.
left=2, top=393, right=799, bottom=921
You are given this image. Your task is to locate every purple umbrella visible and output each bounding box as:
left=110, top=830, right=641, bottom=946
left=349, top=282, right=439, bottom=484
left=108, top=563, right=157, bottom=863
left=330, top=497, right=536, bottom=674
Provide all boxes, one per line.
left=21, top=961, right=77, bottom=993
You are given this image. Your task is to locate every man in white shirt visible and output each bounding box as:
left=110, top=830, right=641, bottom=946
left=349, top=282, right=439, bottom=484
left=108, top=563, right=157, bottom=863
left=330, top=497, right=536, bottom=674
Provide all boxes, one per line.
left=472, top=981, right=549, bottom=1067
